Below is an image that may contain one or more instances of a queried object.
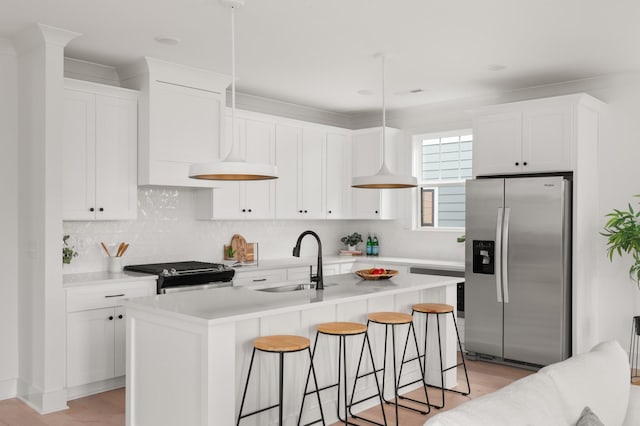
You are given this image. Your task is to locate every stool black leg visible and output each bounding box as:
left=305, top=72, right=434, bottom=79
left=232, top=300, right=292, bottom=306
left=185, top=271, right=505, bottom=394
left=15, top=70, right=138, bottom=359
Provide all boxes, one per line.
left=391, top=324, right=399, bottom=423
left=342, top=336, right=348, bottom=425
left=298, top=333, right=326, bottom=426
left=279, top=352, right=284, bottom=425
left=237, top=348, right=257, bottom=426
left=349, top=331, right=388, bottom=426
left=396, top=322, right=431, bottom=414
left=451, top=311, right=471, bottom=395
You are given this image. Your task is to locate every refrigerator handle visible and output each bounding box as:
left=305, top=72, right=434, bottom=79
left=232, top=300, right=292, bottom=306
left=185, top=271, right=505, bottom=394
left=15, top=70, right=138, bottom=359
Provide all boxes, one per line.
left=495, top=207, right=503, bottom=303
left=502, top=207, right=511, bottom=303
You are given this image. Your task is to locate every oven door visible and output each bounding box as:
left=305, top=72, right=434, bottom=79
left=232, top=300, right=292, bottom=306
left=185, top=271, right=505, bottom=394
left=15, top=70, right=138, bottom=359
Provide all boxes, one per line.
left=162, top=281, right=233, bottom=294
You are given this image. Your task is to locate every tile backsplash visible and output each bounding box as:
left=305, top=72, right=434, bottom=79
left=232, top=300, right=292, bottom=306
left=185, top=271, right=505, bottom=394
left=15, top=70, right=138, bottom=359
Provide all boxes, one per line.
left=63, top=187, right=349, bottom=274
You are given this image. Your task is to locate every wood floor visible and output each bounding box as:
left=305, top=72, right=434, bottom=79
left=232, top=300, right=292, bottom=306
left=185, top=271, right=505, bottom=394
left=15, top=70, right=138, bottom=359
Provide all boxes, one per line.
left=0, top=357, right=531, bottom=426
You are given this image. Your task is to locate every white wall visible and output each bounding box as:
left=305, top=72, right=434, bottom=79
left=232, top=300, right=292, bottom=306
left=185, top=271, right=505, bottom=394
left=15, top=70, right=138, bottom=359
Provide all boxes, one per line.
left=594, top=74, right=640, bottom=348
left=0, top=39, right=19, bottom=400
left=355, top=73, right=640, bottom=352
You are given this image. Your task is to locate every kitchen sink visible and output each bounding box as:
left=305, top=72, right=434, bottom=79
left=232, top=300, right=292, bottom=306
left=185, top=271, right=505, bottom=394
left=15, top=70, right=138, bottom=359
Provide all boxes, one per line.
left=256, top=283, right=337, bottom=293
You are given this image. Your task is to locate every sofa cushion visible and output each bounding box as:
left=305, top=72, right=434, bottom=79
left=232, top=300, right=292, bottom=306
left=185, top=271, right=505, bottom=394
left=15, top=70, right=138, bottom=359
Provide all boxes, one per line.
left=424, top=370, right=567, bottom=426
left=539, top=340, right=629, bottom=426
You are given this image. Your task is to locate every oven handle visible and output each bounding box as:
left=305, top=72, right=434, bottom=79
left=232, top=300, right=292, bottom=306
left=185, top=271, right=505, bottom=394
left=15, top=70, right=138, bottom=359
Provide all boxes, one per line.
left=161, top=281, right=233, bottom=294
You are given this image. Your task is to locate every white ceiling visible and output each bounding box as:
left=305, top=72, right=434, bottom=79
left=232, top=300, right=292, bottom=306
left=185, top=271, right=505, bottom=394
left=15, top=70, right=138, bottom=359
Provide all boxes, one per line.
left=3, top=0, right=640, bottom=114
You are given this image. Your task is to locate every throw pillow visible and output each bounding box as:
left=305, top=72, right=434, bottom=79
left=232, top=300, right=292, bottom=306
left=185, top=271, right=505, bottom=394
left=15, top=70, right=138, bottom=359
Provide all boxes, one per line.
left=576, top=406, right=604, bottom=426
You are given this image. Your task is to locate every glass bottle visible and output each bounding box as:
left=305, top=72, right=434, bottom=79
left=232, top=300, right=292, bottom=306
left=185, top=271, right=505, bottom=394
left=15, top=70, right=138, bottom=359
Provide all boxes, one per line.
left=372, top=235, right=379, bottom=256
left=366, top=234, right=373, bottom=256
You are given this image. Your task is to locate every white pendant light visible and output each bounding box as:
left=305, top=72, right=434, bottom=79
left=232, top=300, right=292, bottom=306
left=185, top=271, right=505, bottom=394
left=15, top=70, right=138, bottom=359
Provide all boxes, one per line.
left=189, top=0, right=277, bottom=181
left=352, top=54, right=417, bottom=189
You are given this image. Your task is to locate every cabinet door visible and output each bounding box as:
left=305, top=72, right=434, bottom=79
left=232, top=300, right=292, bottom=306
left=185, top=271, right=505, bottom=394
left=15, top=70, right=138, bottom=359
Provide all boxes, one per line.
left=351, top=130, right=383, bottom=219
left=94, top=94, right=138, bottom=220
left=67, top=308, right=115, bottom=387
left=114, top=307, right=126, bottom=377
left=522, top=103, right=572, bottom=173
left=242, top=119, right=276, bottom=219
left=149, top=81, right=222, bottom=187
left=63, top=89, right=96, bottom=220
left=472, top=112, right=523, bottom=176
left=275, top=124, right=301, bottom=219
left=300, top=129, right=325, bottom=218
left=326, top=133, right=350, bottom=219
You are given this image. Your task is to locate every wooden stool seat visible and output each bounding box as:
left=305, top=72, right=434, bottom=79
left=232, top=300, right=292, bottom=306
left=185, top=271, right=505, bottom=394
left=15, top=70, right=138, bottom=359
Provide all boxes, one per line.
left=317, top=321, right=367, bottom=335
left=368, top=311, right=413, bottom=324
left=412, top=303, right=454, bottom=314
left=253, top=335, right=310, bottom=352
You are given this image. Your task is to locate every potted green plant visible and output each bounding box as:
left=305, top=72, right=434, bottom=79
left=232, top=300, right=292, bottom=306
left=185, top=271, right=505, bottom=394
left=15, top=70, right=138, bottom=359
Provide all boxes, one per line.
left=602, top=195, right=640, bottom=285
left=63, top=234, right=79, bottom=265
left=341, top=232, right=363, bottom=251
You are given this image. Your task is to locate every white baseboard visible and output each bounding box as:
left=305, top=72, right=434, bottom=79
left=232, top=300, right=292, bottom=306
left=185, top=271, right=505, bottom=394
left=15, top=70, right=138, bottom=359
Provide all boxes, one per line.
left=66, top=376, right=125, bottom=401
left=0, top=377, right=17, bottom=400
left=17, top=379, right=68, bottom=414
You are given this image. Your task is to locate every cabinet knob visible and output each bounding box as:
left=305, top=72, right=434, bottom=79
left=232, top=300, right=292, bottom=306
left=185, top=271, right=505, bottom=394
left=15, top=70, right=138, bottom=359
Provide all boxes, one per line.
left=242, top=209, right=246, bottom=212
left=304, top=210, right=308, bottom=213
left=375, top=210, right=379, bottom=214
left=299, top=210, right=303, bottom=213
left=108, top=316, right=114, bottom=321
left=515, top=162, right=519, bottom=166
left=328, top=210, right=332, bottom=214
left=523, top=161, right=528, bottom=166
left=99, top=207, right=104, bottom=212
left=247, top=209, right=252, bottom=213
left=89, top=207, right=94, bottom=212
left=118, top=314, right=123, bottom=319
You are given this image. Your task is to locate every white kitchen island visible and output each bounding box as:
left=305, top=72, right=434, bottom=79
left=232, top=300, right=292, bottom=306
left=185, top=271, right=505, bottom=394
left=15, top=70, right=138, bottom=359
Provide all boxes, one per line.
left=123, top=272, right=460, bottom=426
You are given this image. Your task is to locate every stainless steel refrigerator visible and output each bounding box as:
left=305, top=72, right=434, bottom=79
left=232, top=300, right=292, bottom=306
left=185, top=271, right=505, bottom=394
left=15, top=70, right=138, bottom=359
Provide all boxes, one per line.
left=464, top=175, right=571, bottom=367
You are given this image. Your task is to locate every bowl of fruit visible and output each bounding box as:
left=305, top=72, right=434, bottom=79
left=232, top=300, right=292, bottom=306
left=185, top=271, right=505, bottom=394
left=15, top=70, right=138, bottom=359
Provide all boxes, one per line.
left=355, top=268, right=398, bottom=280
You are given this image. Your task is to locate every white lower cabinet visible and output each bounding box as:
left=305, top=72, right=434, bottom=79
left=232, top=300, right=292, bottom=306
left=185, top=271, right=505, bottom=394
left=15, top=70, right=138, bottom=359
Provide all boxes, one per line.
left=67, top=307, right=123, bottom=387
left=66, top=279, right=155, bottom=398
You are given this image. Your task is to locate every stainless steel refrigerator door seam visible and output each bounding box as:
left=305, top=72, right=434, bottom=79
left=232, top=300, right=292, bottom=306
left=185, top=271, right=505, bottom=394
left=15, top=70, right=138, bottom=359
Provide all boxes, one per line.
left=502, top=207, right=511, bottom=304
left=495, top=207, right=504, bottom=303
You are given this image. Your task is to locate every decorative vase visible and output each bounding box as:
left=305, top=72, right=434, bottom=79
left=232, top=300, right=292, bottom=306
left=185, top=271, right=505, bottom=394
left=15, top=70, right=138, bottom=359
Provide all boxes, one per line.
left=348, top=245, right=356, bottom=251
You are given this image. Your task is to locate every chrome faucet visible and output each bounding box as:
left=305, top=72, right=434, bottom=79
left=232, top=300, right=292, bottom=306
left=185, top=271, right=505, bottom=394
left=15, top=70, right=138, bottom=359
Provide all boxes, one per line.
left=292, top=230, right=323, bottom=290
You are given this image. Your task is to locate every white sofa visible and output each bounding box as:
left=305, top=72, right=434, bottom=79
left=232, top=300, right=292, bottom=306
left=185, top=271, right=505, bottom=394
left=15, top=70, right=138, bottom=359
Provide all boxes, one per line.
left=425, top=340, right=640, bottom=426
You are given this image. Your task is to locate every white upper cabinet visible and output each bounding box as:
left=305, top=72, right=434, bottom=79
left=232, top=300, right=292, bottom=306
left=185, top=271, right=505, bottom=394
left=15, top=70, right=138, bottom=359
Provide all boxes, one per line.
left=118, top=57, right=231, bottom=188
left=63, top=79, right=138, bottom=221
left=195, top=114, right=276, bottom=219
left=275, top=125, right=325, bottom=219
left=325, top=132, right=351, bottom=219
left=472, top=94, right=598, bottom=177
left=351, top=127, right=397, bottom=219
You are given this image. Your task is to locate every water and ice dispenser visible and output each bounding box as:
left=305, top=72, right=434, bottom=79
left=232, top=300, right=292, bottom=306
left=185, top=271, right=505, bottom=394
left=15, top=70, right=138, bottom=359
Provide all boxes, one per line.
left=472, top=240, right=495, bottom=274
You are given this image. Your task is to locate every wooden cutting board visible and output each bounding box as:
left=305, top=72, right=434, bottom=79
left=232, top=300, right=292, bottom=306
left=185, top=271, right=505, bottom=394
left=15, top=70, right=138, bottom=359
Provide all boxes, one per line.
left=224, top=234, right=255, bottom=263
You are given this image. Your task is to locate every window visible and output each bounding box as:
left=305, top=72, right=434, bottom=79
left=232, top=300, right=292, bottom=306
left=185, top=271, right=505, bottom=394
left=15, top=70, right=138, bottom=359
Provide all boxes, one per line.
left=414, top=130, right=472, bottom=229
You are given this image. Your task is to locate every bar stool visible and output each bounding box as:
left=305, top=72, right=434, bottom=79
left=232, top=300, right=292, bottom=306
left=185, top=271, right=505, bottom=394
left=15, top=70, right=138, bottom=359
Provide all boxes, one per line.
left=353, top=312, right=431, bottom=424
left=298, top=322, right=387, bottom=426
left=237, top=335, right=324, bottom=426
left=399, top=303, right=470, bottom=409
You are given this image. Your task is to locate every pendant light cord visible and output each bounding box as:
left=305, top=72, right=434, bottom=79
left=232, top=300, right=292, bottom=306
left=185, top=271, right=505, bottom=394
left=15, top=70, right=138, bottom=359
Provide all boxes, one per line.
left=226, top=4, right=236, bottom=161
left=380, top=54, right=388, bottom=169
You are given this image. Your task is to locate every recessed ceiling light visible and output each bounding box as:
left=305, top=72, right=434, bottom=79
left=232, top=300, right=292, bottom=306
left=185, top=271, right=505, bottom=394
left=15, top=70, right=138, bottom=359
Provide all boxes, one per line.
left=357, top=89, right=374, bottom=96
left=154, top=36, right=181, bottom=45
left=488, top=64, right=507, bottom=71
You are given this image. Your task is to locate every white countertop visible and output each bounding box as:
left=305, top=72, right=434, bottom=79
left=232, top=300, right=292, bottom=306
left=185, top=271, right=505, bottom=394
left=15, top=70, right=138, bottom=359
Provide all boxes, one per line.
left=63, top=270, right=158, bottom=288
left=235, top=255, right=464, bottom=272
left=123, top=272, right=459, bottom=325
left=62, top=256, right=463, bottom=288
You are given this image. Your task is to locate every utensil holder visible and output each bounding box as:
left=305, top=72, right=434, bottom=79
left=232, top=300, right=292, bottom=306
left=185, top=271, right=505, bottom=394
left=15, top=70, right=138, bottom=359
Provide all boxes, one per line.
left=108, top=257, right=123, bottom=273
